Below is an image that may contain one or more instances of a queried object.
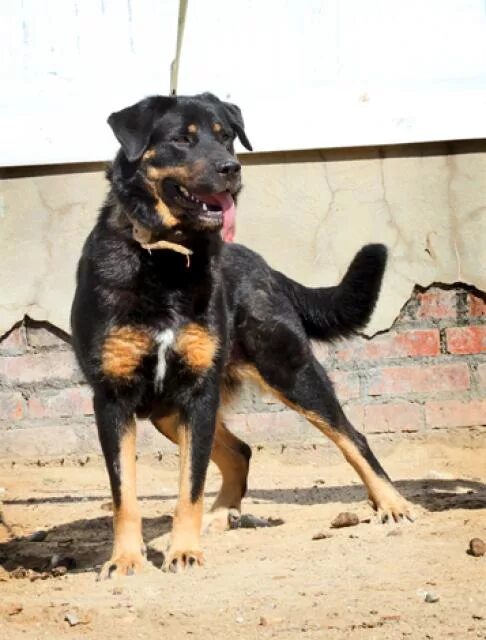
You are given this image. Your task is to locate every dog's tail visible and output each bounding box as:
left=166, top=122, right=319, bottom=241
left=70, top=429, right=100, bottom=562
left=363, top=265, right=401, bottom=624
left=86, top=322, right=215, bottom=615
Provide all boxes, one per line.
left=274, top=244, right=387, bottom=341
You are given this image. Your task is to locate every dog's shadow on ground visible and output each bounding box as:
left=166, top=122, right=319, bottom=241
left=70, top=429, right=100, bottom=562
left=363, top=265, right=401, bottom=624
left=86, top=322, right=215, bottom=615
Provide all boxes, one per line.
left=1, top=478, right=484, bottom=575
left=249, top=477, right=486, bottom=511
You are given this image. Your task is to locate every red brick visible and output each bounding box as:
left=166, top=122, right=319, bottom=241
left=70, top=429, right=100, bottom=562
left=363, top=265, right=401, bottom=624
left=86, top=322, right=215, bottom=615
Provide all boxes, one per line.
left=329, top=370, right=360, bottom=400
left=0, top=391, right=26, bottom=420
left=0, top=326, right=27, bottom=356
left=417, top=289, right=456, bottom=320
left=468, top=292, right=486, bottom=318
left=336, top=329, right=440, bottom=361
left=478, top=364, right=486, bottom=389
left=425, top=399, right=486, bottom=428
left=446, top=326, right=486, bottom=355
left=0, top=351, right=80, bottom=384
left=27, top=387, right=93, bottom=419
left=368, top=363, right=470, bottom=395
left=346, top=402, right=423, bottom=434
left=26, top=326, right=69, bottom=349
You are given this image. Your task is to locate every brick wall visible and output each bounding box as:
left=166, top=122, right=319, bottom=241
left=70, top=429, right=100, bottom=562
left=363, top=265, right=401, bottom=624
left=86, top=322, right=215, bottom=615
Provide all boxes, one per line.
left=0, top=285, right=485, bottom=458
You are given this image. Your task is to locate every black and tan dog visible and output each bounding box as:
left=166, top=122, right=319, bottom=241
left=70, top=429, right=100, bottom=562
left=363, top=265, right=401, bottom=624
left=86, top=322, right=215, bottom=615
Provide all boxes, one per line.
left=71, top=92, right=413, bottom=577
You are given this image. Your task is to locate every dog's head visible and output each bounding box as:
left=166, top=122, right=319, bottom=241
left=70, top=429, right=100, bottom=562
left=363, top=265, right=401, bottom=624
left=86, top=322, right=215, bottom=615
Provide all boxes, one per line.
left=108, top=93, right=252, bottom=242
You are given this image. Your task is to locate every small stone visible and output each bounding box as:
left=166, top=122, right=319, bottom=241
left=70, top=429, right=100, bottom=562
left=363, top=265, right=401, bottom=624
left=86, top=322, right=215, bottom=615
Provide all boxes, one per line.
left=312, top=532, right=333, bottom=541
left=50, top=554, right=76, bottom=570
left=10, top=567, right=30, bottom=579
left=27, top=530, right=47, bottom=542
left=64, top=612, right=80, bottom=626
left=236, top=615, right=244, bottom=624
left=51, top=566, right=68, bottom=577
left=467, top=538, right=485, bottom=557
left=7, top=603, right=23, bottom=616
left=424, top=592, right=440, bottom=603
left=112, top=587, right=124, bottom=595
left=259, top=616, right=268, bottom=626
left=238, top=514, right=283, bottom=528
left=331, top=512, right=359, bottom=528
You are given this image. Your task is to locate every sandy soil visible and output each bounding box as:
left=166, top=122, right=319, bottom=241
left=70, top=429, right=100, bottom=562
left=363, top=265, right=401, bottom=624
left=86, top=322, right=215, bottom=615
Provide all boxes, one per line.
left=0, top=432, right=485, bottom=640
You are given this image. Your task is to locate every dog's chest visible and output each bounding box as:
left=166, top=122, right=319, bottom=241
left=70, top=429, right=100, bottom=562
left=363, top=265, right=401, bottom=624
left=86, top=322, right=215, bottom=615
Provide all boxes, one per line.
left=153, top=322, right=219, bottom=391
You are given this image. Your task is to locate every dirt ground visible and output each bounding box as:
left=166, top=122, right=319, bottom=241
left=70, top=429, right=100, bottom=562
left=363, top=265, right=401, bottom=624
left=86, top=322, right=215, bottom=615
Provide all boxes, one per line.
left=0, top=431, right=485, bottom=640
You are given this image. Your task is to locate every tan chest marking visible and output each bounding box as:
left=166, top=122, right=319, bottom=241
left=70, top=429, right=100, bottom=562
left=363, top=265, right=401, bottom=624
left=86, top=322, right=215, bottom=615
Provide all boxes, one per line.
left=174, top=323, right=219, bottom=372
left=102, top=326, right=154, bottom=380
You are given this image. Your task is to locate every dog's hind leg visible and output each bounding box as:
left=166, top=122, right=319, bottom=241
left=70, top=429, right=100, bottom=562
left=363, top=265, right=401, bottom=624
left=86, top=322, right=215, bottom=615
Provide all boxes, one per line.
left=94, top=392, right=145, bottom=579
left=242, top=356, right=413, bottom=523
left=153, top=413, right=251, bottom=533
left=203, top=416, right=251, bottom=532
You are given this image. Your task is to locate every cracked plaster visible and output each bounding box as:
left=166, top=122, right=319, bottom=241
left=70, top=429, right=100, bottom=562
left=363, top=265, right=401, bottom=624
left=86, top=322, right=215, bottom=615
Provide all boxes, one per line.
left=1, top=141, right=485, bottom=337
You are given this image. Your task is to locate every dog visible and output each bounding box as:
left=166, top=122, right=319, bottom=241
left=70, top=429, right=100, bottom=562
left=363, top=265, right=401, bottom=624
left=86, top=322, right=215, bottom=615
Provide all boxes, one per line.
left=71, top=92, right=413, bottom=577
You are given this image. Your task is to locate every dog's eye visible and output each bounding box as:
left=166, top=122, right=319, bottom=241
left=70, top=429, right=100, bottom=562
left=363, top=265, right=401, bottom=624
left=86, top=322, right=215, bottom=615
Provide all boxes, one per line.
left=172, top=135, right=192, bottom=145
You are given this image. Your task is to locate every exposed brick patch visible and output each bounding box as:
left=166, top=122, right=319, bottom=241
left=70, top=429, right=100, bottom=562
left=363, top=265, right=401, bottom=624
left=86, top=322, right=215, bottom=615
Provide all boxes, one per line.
left=26, top=326, right=69, bottom=349
left=226, top=411, right=301, bottom=437
left=27, top=387, right=93, bottom=419
left=478, top=364, right=486, bottom=389
left=1, top=281, right=486, bottom=457
left=468, top=291, right=486, bottom=318
left=445, top=326, right=486, bottom=355
left=0, top=352, right=80, bottom=385
left=335, top=329, right=440, bottom=361
left=0, top=391, right=26, bottom=420
left=329, top=370, right=360, bottom=400
left=425, top=399, right=486, bottom=428
left=0, top=326, right=27, bottom=356
left=346, top=402, right=423, bottom=434
left=416, top=289, right=457, bottom=320
left=368, top=363, right=470, bottom=395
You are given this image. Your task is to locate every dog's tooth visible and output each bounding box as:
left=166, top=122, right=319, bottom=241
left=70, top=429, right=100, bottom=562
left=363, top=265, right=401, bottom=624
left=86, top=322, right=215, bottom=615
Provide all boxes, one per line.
left=179, top=186, right=189, bottom=196
left=202, top=203, right=208, bottom=211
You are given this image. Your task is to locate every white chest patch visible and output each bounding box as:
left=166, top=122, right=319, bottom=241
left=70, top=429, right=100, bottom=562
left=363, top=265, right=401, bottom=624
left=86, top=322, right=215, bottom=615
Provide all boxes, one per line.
left=154, top=329, right=175, bottom=391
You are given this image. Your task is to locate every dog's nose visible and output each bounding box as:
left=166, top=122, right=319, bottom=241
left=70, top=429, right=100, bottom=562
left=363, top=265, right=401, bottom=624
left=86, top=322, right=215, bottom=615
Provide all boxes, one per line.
left=216, top=160, right=241, bottom=176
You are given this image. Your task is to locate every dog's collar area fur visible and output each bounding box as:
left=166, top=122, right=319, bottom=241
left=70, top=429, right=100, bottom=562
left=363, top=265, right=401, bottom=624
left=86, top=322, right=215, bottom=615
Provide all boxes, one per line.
left=130, top=218, right=193, bottom=267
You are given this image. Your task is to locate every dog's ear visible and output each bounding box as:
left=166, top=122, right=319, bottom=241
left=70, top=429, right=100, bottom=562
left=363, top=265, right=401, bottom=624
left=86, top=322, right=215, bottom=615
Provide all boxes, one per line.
left=222, top=101, right=253, bottom=151
left=198, top=93, right=253, bottom=151
left=107, top=96, right=174, bottom=162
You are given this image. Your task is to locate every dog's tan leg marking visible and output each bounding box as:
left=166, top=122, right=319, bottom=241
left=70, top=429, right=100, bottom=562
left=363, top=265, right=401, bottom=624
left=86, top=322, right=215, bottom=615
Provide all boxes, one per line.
left=233, top=363, right=413, bottom=522
left=152, top=414, right=248, bottom=534
left=203, top=416, right=250, bottom=532
left=152, top=416, right=204, bottom=571
left=99, top=419, right=145, bottom=579
left=307, top=415, right=414, bottom=522
left=101, top=326, right=154, bottom=381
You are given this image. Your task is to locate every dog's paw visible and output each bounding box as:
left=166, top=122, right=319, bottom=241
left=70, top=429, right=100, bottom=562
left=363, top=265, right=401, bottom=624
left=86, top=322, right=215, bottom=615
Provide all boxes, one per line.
left=163, top=548, right=205, bottom=573
left=369, top=482, right=415, bottom=523
left=98, top=551, right=145, bottom=580
left=203, top=507, right=241, bottom=534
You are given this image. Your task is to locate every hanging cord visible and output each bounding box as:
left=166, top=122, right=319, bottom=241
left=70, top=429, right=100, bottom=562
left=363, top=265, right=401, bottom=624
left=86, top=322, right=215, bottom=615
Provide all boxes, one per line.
left=170, top=0, right=188, bottom=95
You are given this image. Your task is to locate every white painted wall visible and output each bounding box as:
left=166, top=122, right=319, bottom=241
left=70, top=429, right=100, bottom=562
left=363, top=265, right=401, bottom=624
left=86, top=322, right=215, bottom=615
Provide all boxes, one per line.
left=2, top=0, right=486, bottom=166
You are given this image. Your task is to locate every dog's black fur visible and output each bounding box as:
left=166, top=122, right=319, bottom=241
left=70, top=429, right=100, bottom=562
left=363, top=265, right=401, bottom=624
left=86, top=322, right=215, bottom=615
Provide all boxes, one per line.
left=71, top=92, right=411, bottom=576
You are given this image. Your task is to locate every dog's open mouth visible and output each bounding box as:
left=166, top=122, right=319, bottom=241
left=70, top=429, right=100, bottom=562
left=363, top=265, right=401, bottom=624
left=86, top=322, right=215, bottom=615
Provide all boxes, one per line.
left=162, top=179, right=236, bottom=241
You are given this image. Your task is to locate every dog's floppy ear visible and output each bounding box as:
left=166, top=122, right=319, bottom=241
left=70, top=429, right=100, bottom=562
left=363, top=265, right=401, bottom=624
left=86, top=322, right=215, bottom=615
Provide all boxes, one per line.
left=222, top=101, right=253, bottom=151
left=107, top=96, right=174, bottom=162
left=198, top=92, right=253, bottom=151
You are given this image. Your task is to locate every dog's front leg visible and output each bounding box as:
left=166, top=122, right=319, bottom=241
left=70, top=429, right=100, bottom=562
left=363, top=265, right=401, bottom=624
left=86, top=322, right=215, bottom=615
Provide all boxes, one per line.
left=94, top=391, right=144, bottom=579
left=164, top=377, right=219, bottom=572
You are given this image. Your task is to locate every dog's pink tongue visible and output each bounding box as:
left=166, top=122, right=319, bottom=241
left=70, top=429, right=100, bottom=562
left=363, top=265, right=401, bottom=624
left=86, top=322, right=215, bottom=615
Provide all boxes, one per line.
left=200, top=192, right=236, bottom=242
